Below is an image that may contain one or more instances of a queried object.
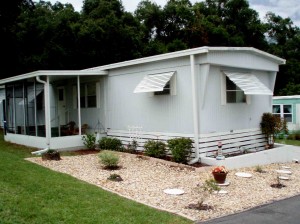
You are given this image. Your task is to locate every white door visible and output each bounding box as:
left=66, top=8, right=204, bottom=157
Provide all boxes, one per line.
left=57, top=87, right=66, bottom=126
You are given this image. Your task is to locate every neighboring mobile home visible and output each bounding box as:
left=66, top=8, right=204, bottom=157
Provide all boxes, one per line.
left=273, top=95, right=300, bottom=131
left=0, top=47, right=285, bottom=161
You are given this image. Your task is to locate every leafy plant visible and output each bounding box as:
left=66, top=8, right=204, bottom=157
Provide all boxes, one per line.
left=98, top=137, right=123, bottom=151
left=42, top=149, right=61, bottom=161
left=98, top=151, right=120, bottom=169
left=254, top=165, right=264, bottom=173
left=260, top=113, right=288, bottom=147
left=82, top=133, right=96, bottom=149
left=187, top=178, right=220, bottom=210
left=125, top=139, right=138, bottom=154
left=167, top=137, right=193, bottom=164
left=107, top=173, right=123, bottom=181
left=144, top=139, right=166, bottom=158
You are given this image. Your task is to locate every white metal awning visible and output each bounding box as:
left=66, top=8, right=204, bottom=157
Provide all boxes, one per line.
left=134, top=72, right=175, bottom=93
left=224, top=72, right=273, bottom=95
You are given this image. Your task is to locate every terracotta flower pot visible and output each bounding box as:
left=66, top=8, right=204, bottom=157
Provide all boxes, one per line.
left=212, top=172, right=227, bottom=184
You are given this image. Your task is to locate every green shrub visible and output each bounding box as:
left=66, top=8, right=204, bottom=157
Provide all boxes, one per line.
left=125, top=139, right=138, bottom=154
left=98, top=151, right=119, bottom=169
left=144, top=140, right=166, bottom=158
left=260, top=113, right=288, bottom=146
left=167, top=137, right=193, bottom=164
left=98, top=137, right=123, bottom=151
left=82, top=133, right=96, bottom=149
left=42, top=149, right=61, bottom=161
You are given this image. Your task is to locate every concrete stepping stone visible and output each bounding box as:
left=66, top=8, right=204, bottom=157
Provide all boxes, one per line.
left=235, top=172, right=252, bottom=178
left=276, top=170, right=292, bottom=175
left=163, top=188, right=184, bottom=195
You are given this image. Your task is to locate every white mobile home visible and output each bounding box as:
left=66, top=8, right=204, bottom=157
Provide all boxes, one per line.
left=0, top=47, right=285, bottom=161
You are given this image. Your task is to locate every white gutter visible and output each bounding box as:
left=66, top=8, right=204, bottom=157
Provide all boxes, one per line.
left=36, top=76, right=50, bottom=147
left=188, top=54, right=200, bottom=164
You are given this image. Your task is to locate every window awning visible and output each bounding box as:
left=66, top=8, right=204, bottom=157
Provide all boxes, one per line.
left=224, top=72, right=273, bottom=95
left=134, top=72, right=175, bottom=93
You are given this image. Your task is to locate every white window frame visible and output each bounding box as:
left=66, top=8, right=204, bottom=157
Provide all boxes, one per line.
left=73, top=82, right=100, bottom=109
left=221, top=73, right=250, bottom=105
left=272, top=104, right=293, bottom=123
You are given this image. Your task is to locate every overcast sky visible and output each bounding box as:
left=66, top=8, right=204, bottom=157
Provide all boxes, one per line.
left=47, top=0, right=299, bottom=26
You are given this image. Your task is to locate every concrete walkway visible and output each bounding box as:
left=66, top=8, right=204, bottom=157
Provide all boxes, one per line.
left=196, top=194, right=300, bottom=224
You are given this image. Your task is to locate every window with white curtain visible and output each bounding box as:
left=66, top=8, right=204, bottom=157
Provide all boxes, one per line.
left=272, top=104, right=292, bottom=122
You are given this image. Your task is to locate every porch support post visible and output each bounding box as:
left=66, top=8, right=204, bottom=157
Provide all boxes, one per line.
left=45, top=76, right=51, bottom=145
left=36, top=75, right=51, bottom=147
left=77, top=76, right=82, bottom=135
left=189, top=54, right=200, bottom=164
left=34, top=80, right=37, bottom=136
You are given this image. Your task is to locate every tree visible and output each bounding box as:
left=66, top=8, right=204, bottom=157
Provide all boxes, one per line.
left=0, top=0, right=35, bottom=78
left=265, top=12, right=300, bottom=95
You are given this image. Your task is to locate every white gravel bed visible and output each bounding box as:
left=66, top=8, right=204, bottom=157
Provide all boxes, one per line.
left=26, top=152, right=300, bottom=222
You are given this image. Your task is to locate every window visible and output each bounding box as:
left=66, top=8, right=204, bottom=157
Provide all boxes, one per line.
left=226, top=76, right=246, bottom=103
left=272, top=104, right=292, bottom=122
left=75, top=82, right=98, bottom=108
left=154, top=81, right=171, bottom=95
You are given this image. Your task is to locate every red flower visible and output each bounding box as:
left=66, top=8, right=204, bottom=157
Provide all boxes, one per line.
left=212, top=166, right=228, bottom=174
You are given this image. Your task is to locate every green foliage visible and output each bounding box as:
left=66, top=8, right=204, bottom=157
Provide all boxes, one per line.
left=254, top=165, right=264, bottom=173
left=98, top=151, right=120, bottom=169
left=82, top=133, right=96, bottom=149
left=144, top=139, right=167, bottom=158
left=108, top=173, right=123, bottom=181
left=41, top=149, right=61, bottom=161
left=98, top=137, right=123, bottom=151
left=167, top=137, right=193, bottom=164
left=125, top=139, right=138, bottom=153
left=260, top=113, right=289, bottom=145
left=201, top=178, right=221, bottom=194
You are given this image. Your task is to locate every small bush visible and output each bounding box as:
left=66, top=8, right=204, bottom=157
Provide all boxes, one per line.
left=125, top=140, right=138, bottom=154
left=144, top=140, right=166, bottom=158
left=82, top=133, right=96, bottom=149
left=108, top=173, right=123, bottom=181
left=42, top=149, right=61, bottom=161
left=167, top=137, right=193, bottom=164
left=98, top=151, right=119, bottom=169
left=98, top=137, right=123, bottom=151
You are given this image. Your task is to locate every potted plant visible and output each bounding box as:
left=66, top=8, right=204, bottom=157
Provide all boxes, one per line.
left=212, top=166, right=228, bottom=184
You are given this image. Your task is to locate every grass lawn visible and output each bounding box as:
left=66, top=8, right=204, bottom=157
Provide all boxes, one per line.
left=0, top=132, right=192, bottom=224
left=275, top=139, right=300, bottom=146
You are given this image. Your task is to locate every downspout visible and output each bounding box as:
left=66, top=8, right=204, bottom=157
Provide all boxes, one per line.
left=36, top=76, right=50, bottom=148
left=188, top=54, right=200, bottom=164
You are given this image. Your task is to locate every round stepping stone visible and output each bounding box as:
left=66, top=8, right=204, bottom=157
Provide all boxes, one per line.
left=163, top=188, right=184, bottom=195
left=276, top=170, right=292, bottom=175
left=217, top=190, right=228, bottom=194
left=217, top=181, right=230, bottom=186
left=279, top=176, right=289, bottom=180
left=235, top=172, right=252, bottom=178
left=281, top=166, right=291, bottom=169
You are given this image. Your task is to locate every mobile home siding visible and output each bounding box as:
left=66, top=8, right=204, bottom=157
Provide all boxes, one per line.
left=106, top=57, right=195, bottom=134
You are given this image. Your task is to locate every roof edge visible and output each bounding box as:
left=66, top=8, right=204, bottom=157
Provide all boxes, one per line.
left=83, top=46, right=285, bottom=72
left=0, top=70, right=108, bottom=85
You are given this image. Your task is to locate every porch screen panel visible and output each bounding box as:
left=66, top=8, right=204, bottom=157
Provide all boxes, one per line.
left=224, top=72, right=273, bottom=95
left=35, top=83, right=45, bottom=137
left=5, top=85, right=14, bottom=133
left=14, top=83, right=25, bottom=134
left=134, top=72, right=175, bottom=93
left=26, top=83, right=36, bottom=136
